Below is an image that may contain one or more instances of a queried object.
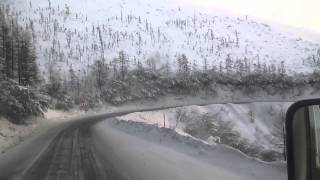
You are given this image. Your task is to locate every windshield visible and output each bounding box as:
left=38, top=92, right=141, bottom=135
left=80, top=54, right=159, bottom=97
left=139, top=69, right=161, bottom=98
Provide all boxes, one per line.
left=0, top=0, right=318, bottom=180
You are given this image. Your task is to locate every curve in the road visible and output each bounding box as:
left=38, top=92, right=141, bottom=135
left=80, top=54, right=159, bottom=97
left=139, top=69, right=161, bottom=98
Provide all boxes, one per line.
left=0, top=100, right=292, bottom=180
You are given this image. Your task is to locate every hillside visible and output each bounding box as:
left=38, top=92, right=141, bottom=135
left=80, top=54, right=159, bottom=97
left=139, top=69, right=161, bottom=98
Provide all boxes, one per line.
left=4, top=0, right=320, bottom=78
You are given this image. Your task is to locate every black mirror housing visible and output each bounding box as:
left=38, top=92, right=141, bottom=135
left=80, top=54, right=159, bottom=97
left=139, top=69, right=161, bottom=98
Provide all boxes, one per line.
left=286, top=99, right=320, bottom=180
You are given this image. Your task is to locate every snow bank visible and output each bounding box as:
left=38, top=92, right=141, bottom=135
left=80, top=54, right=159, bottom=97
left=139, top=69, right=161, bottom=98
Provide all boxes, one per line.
left=0, top=109, right=79, bottom=154
left=117, top=102, right=293, bottom=161
left=92, top=119, right=287, bottom=180
left=0, top=117, right=38, bottom=154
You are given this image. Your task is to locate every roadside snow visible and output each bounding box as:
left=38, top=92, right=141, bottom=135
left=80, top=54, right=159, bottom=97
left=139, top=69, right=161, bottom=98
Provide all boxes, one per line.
left=0, top=109, right=79, bottom=154
left=0, top=118, right=38, bottom=154
left=92, top=119, right=287, bottom=180
left=44, top=109, right=81, bottom=123
left=117, top=102, right=293, bottom=161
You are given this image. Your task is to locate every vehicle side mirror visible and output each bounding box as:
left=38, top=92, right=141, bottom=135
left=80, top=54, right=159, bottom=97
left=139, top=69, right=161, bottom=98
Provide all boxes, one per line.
left=286, top=99, right=320, bottom=180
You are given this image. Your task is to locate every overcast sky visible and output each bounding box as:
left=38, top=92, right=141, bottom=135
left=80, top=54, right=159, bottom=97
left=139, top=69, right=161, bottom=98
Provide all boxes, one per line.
left=178, top=0, right=319, bottom=32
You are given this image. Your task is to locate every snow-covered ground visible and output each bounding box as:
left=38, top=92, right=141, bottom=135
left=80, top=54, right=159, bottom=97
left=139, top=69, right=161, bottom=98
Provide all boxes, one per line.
left=3, top=0, right=320, bottom=77
left=0, top=117, right=38, bottom=154
left=117, top=102, right=292, bottom=161
left=92, top=119, right=287, bottom=180
left=0, top=109, right=80, bottom=154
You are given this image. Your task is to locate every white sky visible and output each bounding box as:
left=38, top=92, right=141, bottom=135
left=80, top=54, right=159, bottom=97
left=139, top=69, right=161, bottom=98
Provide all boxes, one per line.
left=178, top=0, right=320, bottom=33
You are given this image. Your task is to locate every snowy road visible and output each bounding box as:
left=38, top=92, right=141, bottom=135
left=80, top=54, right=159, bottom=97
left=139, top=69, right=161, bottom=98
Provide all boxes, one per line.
left=0, top=112, right=128, bottom=180
left=22, top=120, right=122, bottom=180
left=0, top=102, right=288, bottom=180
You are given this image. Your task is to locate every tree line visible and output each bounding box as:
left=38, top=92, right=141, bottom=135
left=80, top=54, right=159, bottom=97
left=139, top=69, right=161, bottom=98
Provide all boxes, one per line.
left=46, top=49, right=320, bottom=108
left=0, top=5, right=39, bottom=86
left=0, top=5, right=46, bottom=124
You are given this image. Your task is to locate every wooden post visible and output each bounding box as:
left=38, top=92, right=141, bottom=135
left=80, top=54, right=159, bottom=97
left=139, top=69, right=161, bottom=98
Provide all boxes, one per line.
left=163, top=113, right=166, bottom=128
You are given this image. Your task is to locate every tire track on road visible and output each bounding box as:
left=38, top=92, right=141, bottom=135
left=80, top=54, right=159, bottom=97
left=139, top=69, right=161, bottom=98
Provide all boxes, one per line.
left=23, top=121, right=119, bottom=180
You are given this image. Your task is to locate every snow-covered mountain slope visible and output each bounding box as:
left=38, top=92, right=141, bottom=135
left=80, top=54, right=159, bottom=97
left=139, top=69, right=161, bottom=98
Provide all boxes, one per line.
left=4, top=0, right=320, bottom=76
